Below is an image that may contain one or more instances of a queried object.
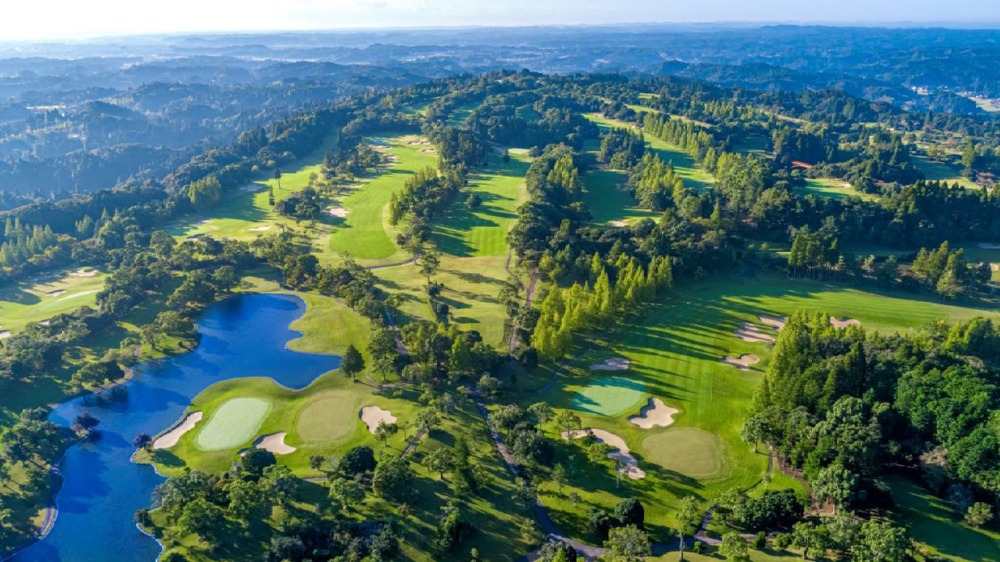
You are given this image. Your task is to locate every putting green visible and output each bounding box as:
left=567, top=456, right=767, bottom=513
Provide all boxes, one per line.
left=196, top=397, right=272, bottom=451
left=641, top=427, right=724, bottom=479
left=571, top=376, right=647, bottom=417
left=294, top=390, right=359, bottom=444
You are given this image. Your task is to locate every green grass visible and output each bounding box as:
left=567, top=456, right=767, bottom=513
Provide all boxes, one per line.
left=0, top=269, right=106, bottom=335
left=799, top=177, right=877, bottom=201
left=641, top=428, right=724, bottom=479
left=328, top=134, right=437, bottom=264
left=570, top=375, right=648, bottom=416
left=888, top=476, right=1000, bottom=562
left=527, top=272, right=1000, bottom=544
left=913, top=154, right=980, bottom=189
left=195, top=397, right=273, bottom=451
left=581, top=166, right=657, bottom=226
left=294, top=390, right=362, bottom=444
left=433, top=150, right=529, bottom=257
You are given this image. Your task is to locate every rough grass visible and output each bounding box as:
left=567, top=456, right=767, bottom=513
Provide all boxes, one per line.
left=432, top=150, right=529, bottom=257
left=294, top=390, right=361, bottom=444
left=912, top=154, right=980, bottom=189
left=529, top=272, right=1000, bottom=544
left=0, top=269, right=106, bottom=334
left=570, top=375, right=648, bottom=416
left=195, top=397, right=272, bottom=451
left=888, top=476, right=1000, bottom=562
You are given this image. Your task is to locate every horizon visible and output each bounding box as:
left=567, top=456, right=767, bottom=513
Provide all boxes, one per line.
left=3, top=0, right=997, bottom=42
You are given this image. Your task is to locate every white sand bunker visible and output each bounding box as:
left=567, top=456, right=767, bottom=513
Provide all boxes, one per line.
left=45, top=290, right=66, bottom=297
left=720, top=354, right=761, bottom=371
left=325, top=206, right=348, bottom=218
left=563, top=429, right=646, bottom=479
left=153, top=412, right=202, bottom=449
left=0, top=331, right=11, bottom=339
left=360, top=406, right=397, bottom=434
left=589, top=358, right=630, bottom=371
left=246, top=225, right=272, bottom=232
left=629, top=398, right=678, bottom=429
left=758, top=315, right=786, bottom=330
left=240, top=184, right=263, bottom=193
left=384, top=154, right=399, bottom=163
left=734, top=322, right=775, bottom=343
left=254, top=432, right=296, bottom=455
left=610, top=220, right=628, bottom=227
left=991, top=264, right=999, bottom=272
left=830, top=317, right=861, bottom=329
left=978, top=243, right=1000, bottom=250
left=70, top=268, right=98, bottom=278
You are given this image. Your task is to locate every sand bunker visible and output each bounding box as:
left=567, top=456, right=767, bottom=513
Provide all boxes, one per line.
left=246, top=225, right=273, bottom=232
left=610, top=220, right=628, bottom=227
left=829, top=317, right=861, bottom=329
left=720, top=354, right=761, bottom=371
left=991, top=264, right=999, bottom=272
left=45, top=290, right=66, bottom=297
left=0, top=331, right=11, bottom=339
left=978, top=243, right=1000, bottom=250
left=589, top=358, right=630, bottom=371
left=240, top=184, right=264, bottom=193
left=629, top=398, right=678, bottom=429
left=360, top=406, right=397, bottom=434
left=563, top=429, right=646, bottom=479
left=153, top=412, right=202, bottom=449
left=325, top=206, right=348, bottom=218
left=254, top=432, right=296, bottom=455
left=758, top=315, right=786, bottom=330
left=734, top=322, right=775, bottom=344
left=70, top=268, right=98, bottom=278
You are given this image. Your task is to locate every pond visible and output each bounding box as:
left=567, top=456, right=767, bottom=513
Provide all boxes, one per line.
left=12, top=293, right=341, bottom=562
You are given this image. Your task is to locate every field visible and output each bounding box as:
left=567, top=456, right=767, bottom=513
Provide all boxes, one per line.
left=526, top=272, right=1000, bottom=543
left=912, top=154, right=980, bottom=189
left=799, top=177, right=877, bottom=201
left=888, top=476, right=1000, bottom=561
left=0, top=268, right=106, bottom=335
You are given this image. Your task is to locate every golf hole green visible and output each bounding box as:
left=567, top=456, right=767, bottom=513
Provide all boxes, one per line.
left=196, top=397, right=271, bottom=451
left=641, top=427, right=724, bottom=479
left=571, top=376, right=647, bottom=416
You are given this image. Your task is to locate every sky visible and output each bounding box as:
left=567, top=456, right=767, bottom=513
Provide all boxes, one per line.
left=3, top=0, right=996, bottom=41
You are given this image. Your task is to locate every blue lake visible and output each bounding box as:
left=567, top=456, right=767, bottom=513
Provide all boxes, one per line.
left=12, top=293, right=341, bottom=562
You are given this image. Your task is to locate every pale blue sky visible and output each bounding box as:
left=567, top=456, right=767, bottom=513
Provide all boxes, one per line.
left=4, top=0, right=997, bottom=40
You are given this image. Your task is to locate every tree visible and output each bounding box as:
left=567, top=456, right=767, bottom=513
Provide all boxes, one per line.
left=614, top=497, right=645, bottom=530
left=417, top=246, right=442, bottom=285
left=554, top=410, right=582, bottom=440
left=341, top=344, right=365, bottom=381
left=851, top=520, right=909, bottom=562
left=225, top=479, right=269, bottom=521
left=676, top=496, right=700, bottom=561
left=72, top=413, right=100, bottom=433
left=132, top=433, right=152, bottom=450
left=177, top=497, right=225, bottom=545
left=338, top=445, right=376, bottom=477
left=374, top=421, right=399, bottom=447
left=423, top=447, right=455, bottom=480
left=373, top=456, right=415, bottom=501
left=791, top=521, right=831, bottom=560
left=604, top=524, right=651, bottom=562
left=551, top=463, right=567, bottom=493
left=965, top=502, right=994, bottom=527
left=813, top=463, right=857, bottom=513
left=240, top=448, right=276, bottom=477
left=329, top=477, right=367, bottom=512
left=719, top=532, right=751, bottom=562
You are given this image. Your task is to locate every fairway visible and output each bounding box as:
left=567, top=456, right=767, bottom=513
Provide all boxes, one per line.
left=913, top=154, right=980, bottom=189
left=196, top=397, right=272, bottom=451
left=582, top=167, right=656, bottom=226
left=328, top=134, right=438, bottom=263
left=433, top=150, right=529, bottom=256
left=294, top=390, right=360, bottom=443
left=800, top=177, right=877, bottom=201
left=571, top=375, right=648, bottom=416
left=641, top=427, right=724, bottom=479
left=0, top=269, right=106, bottom=335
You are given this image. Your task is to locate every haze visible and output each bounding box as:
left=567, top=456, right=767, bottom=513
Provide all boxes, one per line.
left=4, top=0, right=998, bottom=40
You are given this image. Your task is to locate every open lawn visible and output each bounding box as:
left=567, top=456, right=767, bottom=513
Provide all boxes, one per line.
left=888, top=476, right=1000, bottom=561
left=571, top=375, right=647, bottom=416
left=913, top=154, right=980, bottom=189
left=432, top=149, right=529, bottom=257
left=799, top=177, right=877, bottom=201
left=0, top=268, right=106, bottom=335
left=196, top=397, right=272, bottom=451
left=527, top=272, right=1000, bottom=544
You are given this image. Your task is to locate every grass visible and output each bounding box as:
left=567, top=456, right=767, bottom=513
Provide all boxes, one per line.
left=432, top=150, right=529, bottom=257
left=526, top=272, right=1000, bottom=544
left=328, top=134, right=437, bottom=265
left=912, top=154, right=980, bottom=189
left=799, top=177, right=877, bottom=201
left=195, top=397, right=273, bottom=451
left=888, top=476, right=1000, bottom=562
left=581, top=165, right=657, bottom=226
left=0, top=268, right=106, bottom=335
left=570, top=375, right=648, bottom=416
